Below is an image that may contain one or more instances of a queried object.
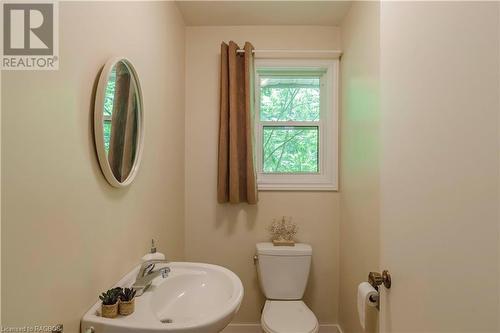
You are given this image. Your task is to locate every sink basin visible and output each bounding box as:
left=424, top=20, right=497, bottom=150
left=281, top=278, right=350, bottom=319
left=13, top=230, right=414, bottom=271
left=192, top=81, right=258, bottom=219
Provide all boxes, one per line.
left=81, top=262, right=244, bottom=333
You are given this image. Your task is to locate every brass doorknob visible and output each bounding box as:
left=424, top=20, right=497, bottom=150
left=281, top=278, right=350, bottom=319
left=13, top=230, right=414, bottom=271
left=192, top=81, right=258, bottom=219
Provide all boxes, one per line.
left=368, top=270, right=391, bottom=289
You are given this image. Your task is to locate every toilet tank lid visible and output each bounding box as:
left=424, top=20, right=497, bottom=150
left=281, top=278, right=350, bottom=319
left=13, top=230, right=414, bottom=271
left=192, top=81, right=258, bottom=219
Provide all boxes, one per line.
left=256, top=242, right=312, bottom=256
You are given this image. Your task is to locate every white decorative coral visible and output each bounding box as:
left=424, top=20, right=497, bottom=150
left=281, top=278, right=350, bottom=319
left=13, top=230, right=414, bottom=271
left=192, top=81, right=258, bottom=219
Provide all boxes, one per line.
left=268, top=216, right=298, bottom=242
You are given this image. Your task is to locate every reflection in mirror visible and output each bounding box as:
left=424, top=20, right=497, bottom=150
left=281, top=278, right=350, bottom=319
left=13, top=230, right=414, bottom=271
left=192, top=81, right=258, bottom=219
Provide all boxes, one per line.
left=94, top=58, right=143, bottom=187
left=103, top=67, right=115, bottom=153
left=105, top=62, right=139, bottom=182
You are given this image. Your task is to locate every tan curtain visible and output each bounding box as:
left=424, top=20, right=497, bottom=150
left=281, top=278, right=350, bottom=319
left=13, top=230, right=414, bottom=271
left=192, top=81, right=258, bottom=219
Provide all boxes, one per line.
left=217, top=41, right=258, bottom=204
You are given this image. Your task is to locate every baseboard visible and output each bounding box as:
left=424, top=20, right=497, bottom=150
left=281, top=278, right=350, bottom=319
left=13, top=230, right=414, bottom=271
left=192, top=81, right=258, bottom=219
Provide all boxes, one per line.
left=319, top=324, right=342, bottom=333
left=222, top=323, right=343, bottom=333
left=221, top=324, right=260, bottom=333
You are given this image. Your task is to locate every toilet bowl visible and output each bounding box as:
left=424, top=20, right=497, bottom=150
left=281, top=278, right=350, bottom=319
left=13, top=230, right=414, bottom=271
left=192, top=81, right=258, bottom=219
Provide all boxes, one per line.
left=261, top=300, right=318, bottom=333
left=256, top=242, right=319, bottom=333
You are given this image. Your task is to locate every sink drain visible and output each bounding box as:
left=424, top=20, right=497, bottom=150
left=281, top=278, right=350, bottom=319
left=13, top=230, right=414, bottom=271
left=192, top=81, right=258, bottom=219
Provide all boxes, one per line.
left=161, top=318, right=173, bottom=324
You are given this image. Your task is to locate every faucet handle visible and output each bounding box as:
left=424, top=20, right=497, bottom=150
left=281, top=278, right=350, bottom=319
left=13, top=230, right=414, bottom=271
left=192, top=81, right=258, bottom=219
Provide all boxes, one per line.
left=144, top=263, right=155, bottom=275
left=161, top=267, right=171, bottom=278
left=138, top=259, right=169, bottom=277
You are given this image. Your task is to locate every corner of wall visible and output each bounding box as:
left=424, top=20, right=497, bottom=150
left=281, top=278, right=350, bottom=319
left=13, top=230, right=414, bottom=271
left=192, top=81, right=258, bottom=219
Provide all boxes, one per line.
left=338, top=2, right=380, bottom=332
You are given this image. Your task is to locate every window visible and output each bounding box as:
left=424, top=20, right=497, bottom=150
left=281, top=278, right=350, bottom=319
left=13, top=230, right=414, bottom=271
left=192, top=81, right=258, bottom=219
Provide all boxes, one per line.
left=255, top=59, right=338, bottom=191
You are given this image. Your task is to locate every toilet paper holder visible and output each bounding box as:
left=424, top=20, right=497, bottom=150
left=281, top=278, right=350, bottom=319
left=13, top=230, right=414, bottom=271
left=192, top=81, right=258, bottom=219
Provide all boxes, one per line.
left=368, top=270, right=391, bottom=290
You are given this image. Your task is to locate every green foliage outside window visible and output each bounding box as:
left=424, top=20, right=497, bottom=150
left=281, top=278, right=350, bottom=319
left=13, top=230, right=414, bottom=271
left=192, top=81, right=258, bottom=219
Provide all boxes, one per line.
left=263, top=126, right=318, bottom=173
left=260, top=76, right=321, bottom=173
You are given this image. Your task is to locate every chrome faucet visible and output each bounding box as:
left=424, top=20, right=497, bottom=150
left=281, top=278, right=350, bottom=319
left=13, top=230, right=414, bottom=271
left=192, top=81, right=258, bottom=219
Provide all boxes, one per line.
left=132, top=259, right=170, bottom=296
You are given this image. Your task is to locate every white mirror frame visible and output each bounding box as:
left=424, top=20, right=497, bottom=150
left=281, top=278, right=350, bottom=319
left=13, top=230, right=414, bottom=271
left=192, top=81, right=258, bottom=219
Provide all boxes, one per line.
left=94, top=57, right=144, bottom=188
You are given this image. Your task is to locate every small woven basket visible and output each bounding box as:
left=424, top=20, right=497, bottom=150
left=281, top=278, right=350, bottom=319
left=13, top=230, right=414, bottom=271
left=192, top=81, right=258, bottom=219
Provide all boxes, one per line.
left=101, top=302, right=118, bottom=318
left=119, top=299, right=135, bottom=316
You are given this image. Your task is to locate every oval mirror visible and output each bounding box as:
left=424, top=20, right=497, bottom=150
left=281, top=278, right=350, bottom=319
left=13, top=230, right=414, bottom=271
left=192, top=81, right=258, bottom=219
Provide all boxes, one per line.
left=94, top=58, right=144, bottom=187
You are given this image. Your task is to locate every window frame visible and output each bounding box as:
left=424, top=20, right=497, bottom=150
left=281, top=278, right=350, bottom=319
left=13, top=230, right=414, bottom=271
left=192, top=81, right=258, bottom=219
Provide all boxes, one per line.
left=254, top=59, right=339, bottom=191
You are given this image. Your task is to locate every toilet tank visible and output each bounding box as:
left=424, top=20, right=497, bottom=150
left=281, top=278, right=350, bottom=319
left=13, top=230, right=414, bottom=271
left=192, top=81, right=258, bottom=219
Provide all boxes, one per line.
left=256, top=242, right=312, bottom=300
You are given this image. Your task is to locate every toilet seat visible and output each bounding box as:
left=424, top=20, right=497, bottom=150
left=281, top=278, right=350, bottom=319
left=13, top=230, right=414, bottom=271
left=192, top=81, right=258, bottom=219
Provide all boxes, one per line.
left=261, top=300, right=319, bottom=333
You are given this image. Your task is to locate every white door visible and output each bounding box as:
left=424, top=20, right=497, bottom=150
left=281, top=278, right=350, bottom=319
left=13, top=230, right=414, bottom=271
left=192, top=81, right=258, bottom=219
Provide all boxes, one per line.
left=378, top=2, right=499, bottom=332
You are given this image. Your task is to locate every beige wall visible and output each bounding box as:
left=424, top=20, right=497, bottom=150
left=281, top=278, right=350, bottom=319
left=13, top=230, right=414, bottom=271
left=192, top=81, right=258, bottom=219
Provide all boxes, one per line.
left=339, top=2, right=380, bottom=333
left=379, top=2, right=499, bottom=331
left=185, top=26, right=341, bottom=324
left=1, top=2, right=185, bottom=331
left=0, top=61, right=2, bottom=326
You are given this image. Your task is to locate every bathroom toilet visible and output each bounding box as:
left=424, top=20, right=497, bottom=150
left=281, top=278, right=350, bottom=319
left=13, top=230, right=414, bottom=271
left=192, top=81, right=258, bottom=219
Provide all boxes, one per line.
left=256, top=242, right=319, bottom=333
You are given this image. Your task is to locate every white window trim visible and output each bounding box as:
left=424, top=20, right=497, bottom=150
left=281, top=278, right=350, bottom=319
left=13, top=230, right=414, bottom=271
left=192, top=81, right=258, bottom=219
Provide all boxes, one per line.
left=254, top=59, right=339, bottom=191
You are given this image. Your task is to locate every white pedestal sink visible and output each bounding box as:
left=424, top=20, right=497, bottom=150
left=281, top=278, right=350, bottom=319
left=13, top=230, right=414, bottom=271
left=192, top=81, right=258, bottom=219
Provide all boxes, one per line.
left=81, top=262, right=244, bottom=333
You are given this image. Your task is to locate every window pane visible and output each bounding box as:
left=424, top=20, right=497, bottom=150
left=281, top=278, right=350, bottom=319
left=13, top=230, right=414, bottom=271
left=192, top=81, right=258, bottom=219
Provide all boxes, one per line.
left=260, top=77, right=320, bottom=121
left=263, top=126, right=319, bottom=173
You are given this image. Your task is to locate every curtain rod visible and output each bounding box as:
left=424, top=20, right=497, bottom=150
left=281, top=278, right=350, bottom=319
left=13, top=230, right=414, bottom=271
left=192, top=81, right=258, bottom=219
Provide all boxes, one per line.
left=235, top=49, right=343, bottom=59
left=236, top=49, right=341, bottom=53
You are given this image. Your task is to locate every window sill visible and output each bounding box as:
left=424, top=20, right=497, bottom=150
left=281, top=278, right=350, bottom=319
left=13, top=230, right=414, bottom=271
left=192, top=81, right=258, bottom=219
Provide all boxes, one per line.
left=257, top=184, right=338, bottom=192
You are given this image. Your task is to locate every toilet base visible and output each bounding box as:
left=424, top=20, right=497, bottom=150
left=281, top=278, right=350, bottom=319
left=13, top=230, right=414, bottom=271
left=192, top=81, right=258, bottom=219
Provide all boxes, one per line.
left=260, top=300, right=319, bottom=333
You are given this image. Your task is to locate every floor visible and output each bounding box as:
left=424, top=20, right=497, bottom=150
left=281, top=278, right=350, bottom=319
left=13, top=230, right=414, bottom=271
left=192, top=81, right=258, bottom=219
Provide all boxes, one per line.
left=221, top=324, right=342, bottom=333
